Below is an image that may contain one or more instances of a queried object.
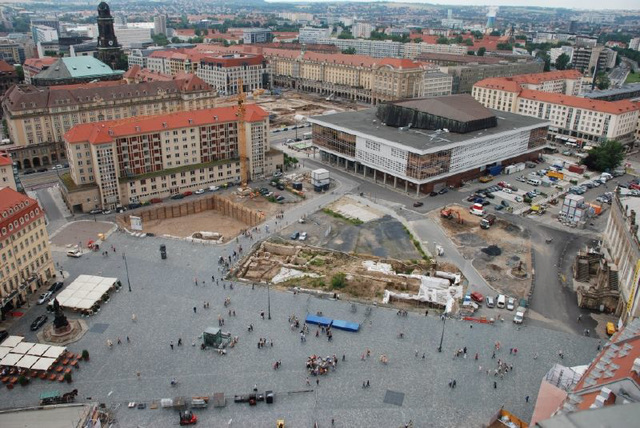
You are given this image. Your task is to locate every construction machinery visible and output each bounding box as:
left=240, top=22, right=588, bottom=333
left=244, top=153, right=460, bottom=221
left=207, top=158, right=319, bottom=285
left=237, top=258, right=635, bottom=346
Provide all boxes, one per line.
left=227, top=78, right=250, bottom=187
left=441, top=206, right=463, bottom=224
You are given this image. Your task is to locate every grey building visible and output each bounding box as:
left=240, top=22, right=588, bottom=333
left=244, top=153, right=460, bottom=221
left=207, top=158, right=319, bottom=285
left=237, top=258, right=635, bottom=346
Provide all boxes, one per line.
left=154, top=15, right=167, bottom=36
left=442, top=61, right=545, bottom=94
left=243, top=28, right=271, bottom=44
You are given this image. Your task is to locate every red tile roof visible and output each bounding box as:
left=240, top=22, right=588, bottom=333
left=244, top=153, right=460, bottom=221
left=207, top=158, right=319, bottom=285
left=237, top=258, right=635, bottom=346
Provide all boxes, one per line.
left=0, top=60, right=15, bottom=73
left=64, top=104, right=269, bottom=145
left=474, top=77, right=522, bottom=92
left=200, top=54, right=264, bottom=67
left=0, top=151, right=12, bottom=166
left=514, top=69, right=584, bottom=84
left=519, top=89, right=639, bottom=114
left=0, top=188, right=44, bottom=239
left=23, top=57, right=57, bottom=70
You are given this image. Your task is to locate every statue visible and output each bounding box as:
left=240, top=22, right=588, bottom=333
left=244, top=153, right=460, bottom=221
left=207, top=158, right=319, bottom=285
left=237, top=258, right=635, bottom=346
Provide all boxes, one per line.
left=52, top=298, right=69, bottom=330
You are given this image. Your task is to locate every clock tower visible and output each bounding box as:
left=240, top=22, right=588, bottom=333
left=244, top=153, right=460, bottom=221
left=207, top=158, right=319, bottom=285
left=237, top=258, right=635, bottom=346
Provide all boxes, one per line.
left=96, top=2, right=122, bottom=69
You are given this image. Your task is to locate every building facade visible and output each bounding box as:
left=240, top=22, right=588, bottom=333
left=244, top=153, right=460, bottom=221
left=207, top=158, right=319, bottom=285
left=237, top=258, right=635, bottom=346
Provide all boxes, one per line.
left=32, top=25, right=58, bottom=44
left=96, top=2, right=123, bottom=69
left=62, top=105, right=282, bottom=211
left=197, top=53, right=268, bottom=95
left=243, top=29, right=270, bottom=44
left=299, top=27, right=331, bottom=44
left=472, top=72, right=639, bottom=146
left=153, top=15, right=167, bottom=36
left=308, top=95, right=549, bottom=195
left=2, top=75, right=216, bottom=170
left=0, top=152, right=17, bottom=191
left=0, top=41, right=22, bottom=64
left=439, top=61, right=545, bottom=94
left=0, top=188, right=55, bottom=317
left=0, top=60, right=19, bottom=97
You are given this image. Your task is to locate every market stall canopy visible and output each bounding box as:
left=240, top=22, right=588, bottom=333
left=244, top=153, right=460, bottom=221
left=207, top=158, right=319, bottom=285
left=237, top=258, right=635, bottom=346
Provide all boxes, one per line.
left=42, top=345, right=66, bottom=359
left=0, top=347, right=11, bottom=359
left=11, top=342, right=34, bottom=355
left=16, top=354, right=39, bottom=369
left=0, top=335, right=24, bottom=348
left=27, top=343, right=51, bottom=356
left=31, top=357, right=56, bottom=371
left=0, top=353, right=23, bottom=366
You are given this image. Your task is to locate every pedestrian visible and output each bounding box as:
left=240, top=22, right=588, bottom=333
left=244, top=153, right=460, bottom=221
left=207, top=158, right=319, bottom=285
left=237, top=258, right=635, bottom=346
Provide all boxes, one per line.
left=342, top=354, right=346, bottom=361
left=126, top=336, right=130, bottom=343
left=137, top=371, right=141, bottom=379
left=494, top=381, right=497, bottom=389
left=452, top=380, right=456, bottom=388
left=578, top=314, right=582, bottom=322
left=316, top=378, right=319, bottom=386
left=475, top=352, right=479, bottom=360
left=212, top=275, right=215, bottom=282
left=526, top=395, right=530, bottom=403
left=510, top=348, right=513, bottom=355
left=193, top=306, right=197, bottom=314
left=366, top=380, right=370, bottom=387
left=261, top=311, right=265, bottom=319
left=492, top=351, right=496, bottom=359
left=559, top=350, right=564, bottom=359
left=170, top=341, right=174, bottom=350
left=306, top=377, right=310, bottom=386
left=178, top=338, right=182, bottom=346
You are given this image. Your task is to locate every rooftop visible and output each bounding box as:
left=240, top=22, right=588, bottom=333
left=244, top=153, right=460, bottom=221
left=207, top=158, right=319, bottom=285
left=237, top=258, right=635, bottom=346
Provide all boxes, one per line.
left=388, top=95, right=495, bottom=123
left=520, top=89, right=639, bottom=115
left=582, top=83, right=640, bottom=99
left=64, top=104, right=269, bottom=145
left=0, top=151, right=12, bottom=166
left=310, top=103, right=547, bottom=153
left=0, top=187, right=35, bottom=215
left=34, top=57, right=123, bottom=81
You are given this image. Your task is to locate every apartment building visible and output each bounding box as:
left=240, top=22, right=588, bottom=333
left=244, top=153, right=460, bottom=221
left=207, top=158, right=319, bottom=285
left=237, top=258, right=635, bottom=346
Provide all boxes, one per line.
left=197, top=53, right=268, bottom=95
left=299, top=27, right=331, bottom=44
left=308, top=95, right=548, bottom=195
left=243, top=29, right=270, bottom=44
left=317, top=38, right=404, bottom=58
left=0, top=152, right=17, bottom=191
left=62, top=105, right=282, bottom=211
left=2, top=75, right=217, bottom=170
left=572, top=46, right=616, bottom=73
left=0, top=41, right=22, bottom=64
left=146, top=50, right=205, bottom=75
left=353, top=23, right=374, bottom=39
left=473, top=73, right=639, bottom=146
left=403, top=42, right=468, bottom=58
left=436, top=61, right=544, bottom=94
left=0, top=187, right=55, bottom=315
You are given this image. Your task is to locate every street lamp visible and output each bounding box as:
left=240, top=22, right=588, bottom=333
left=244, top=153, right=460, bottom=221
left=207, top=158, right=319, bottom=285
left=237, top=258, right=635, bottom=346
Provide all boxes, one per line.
left=267, top=281, right=271, bottom=320
left=93, top=198, right=98, bottom=221
left=437, top=314, right=447, bottom=353
left=122, top=253, right=132, bottom=292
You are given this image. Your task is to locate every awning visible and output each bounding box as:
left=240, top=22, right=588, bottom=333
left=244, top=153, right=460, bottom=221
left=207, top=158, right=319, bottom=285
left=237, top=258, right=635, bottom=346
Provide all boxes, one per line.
left=31, top=357, right=56, bottom=371
left=42, top=346, right=66, bottom=359
left=1, top=336, right=24, bottom=348
left=27, top=343, right=51, bottom=356
left=11, top=341, right=34, bottom=354
left=0, top=353, right=23, bottom=366
left=16, top=354, right=39, bottom=369
left=0, top=347, right=11, bottom=359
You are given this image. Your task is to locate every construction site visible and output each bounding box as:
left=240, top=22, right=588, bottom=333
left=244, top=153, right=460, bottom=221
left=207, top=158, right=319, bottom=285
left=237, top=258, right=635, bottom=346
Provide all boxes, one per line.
left=432, top=205, right=534, bottom=299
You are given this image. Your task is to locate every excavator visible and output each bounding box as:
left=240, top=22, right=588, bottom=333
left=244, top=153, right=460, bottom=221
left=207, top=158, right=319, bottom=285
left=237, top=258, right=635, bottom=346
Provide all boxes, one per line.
left=441, top=206, right=463, bottom=224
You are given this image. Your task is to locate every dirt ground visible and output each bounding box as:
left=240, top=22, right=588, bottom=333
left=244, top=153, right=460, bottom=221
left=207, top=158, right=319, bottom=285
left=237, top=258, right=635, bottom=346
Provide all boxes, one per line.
left=430, top=205, right=533, bottom=298
left=255, top=93, right=362, bottom=127
left=135, top=194, right=282, bottom=239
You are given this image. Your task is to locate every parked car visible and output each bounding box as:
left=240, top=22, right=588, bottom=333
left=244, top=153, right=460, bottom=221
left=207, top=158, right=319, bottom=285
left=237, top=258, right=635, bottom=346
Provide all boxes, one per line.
left=30, top=315, right=48, bottom=331
left=88, top=209, right=102, bottom=215
left=495, top=205, right=504, bottom=211
left=23, top=169, right=36, bottom=175
left=195, top=189, right=205, bottom=195
left=429, top=191, right=438, bottom=197
left=48, top=282, right=64, bottom=293
left=413, top=201, right=424, bottom=207
left=470, top=291, right=484, bottom=303
left=37, top=292, right=53, bottom=305
left=496, top=294, right=506, bottom=309
left=101, top=210, right=111, bottom=215
left=299, top=232, right=308, bottom=241
left=37, top=167, right=48, bottom=173
left=515, top=196, right=523, bottom=202
left=171, top=194, right=185, bottom=200
left=515, top=176, right=526, bottom=183
left=501, top=200, right=510, bottom=208
left=502, top=188, right=512, bottom=194
left=66, top=249, right=82, bottom=258
left=438, top=188, right=448, bottom=195
left=183, top=191, right=193, bottom=196
left=485, top=192, right=495, bottom=199
left=208, top=186, right=220, bottom=192
left=290, top=232, right=300, bottom=240
left=273, top=171, right=283, bottom=178
left=507, top=297, right=516, bottom=311
left=485, top=296, right=495, bottom=308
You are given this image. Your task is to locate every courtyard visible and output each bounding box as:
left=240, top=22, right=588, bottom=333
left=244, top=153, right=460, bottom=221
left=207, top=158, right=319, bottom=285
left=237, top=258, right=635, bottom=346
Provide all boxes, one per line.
left=1, top=232, right=599, bottom=427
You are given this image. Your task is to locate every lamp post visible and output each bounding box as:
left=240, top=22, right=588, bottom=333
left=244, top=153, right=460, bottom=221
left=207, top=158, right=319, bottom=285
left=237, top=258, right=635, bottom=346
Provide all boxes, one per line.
left=122, top=253, right=132, bottom=292
left=93, top=198, right=98, bottom=221
left=437, top=314, right=446, bottom=352
left=267, top=281, right=271, bottom=320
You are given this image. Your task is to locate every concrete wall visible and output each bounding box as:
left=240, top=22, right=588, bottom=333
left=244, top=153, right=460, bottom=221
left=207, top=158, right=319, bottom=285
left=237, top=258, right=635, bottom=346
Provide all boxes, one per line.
left=120, top=195, right=264, bottom=227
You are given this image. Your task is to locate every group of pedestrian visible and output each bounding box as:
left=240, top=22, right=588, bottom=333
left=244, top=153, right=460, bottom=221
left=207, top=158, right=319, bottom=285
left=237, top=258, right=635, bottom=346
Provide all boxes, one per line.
left=257, top=338, right=272, bottom=348
left=396, top=310, right=409, bottom=317
left=218, top=315, right=225, bottom=326
left=448, top=379, right=457, bottom=388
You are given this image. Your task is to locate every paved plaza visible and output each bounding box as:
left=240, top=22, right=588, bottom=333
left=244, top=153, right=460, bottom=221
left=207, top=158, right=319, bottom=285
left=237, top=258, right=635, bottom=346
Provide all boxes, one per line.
left=2, top=231, right=600, bottom=427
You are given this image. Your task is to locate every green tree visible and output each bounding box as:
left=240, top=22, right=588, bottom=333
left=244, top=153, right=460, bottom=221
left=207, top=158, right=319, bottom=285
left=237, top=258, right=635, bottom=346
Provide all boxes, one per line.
left=477, top=47, right=486, bottom=56
left=152, top=34, right=169, bottom=46
left=555, top=53, right=570, bottom=70
left=464, top=38, right=474, bottom=46
left=14, top=65, right=24, bottom=82
left=195, top=28, right=202, bottom=37
left=412, top=37, right=422, bottom=43
left=497, top=43, right=513, bottom=51
left=171, top=37, right=181, bottom=44
left=342, top=47, right=356, bottom=55
left=472, top=30, right=483, bottom=39
left=515, top=35, right=527, bottom=41
left=337, top=31, right=354, bottom=39
left=454, top=35, right=463, bottom=43
left=582, top=140, right=624, bottom=172
left=436, top=36, right=449, bottom=44
left=490, top=30, right=501, bottom=36
left=595, top=72, right=611, bottom=90
left=467, top=50, right=475, bottom=55
left=331, top=273, right=347, bottom=289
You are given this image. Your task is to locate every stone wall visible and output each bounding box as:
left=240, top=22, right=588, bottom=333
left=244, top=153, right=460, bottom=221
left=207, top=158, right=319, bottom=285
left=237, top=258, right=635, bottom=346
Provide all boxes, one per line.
left=119, top=195, right=263, bottom=227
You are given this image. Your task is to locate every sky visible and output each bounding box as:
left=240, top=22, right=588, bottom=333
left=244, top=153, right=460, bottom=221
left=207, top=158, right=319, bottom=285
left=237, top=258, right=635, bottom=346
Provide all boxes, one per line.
left=266, top=0, right=639, bottom=11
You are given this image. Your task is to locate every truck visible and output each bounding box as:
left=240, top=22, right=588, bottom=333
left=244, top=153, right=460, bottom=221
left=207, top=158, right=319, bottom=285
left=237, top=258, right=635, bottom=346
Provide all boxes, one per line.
left=469, top=203, right=485, bottom=216
left=513, top=307, right=527, bottom=324
left=480, top=214, right=496, bottom=229
left=547, top=171, right=564, bottom=180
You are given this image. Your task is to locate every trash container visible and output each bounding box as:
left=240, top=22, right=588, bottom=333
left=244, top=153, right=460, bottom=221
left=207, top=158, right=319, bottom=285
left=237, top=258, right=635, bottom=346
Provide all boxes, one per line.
left=265, top=390, right=274, bottom=404
left=160, top=244, right=167, bottom=260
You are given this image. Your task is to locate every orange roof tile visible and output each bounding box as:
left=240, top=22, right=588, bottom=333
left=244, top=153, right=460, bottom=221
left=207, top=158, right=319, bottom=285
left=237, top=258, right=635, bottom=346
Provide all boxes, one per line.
left=0, top=151, right=12, bottom=166
left=0, top=60, right=15, bottom=73
left=64, top=105, right=269, bottom=145
left=0, top=187, right=34, bottom=212
left=474, top=77, right=522, bottom=92
left=519, top=90, right=639, bottom=115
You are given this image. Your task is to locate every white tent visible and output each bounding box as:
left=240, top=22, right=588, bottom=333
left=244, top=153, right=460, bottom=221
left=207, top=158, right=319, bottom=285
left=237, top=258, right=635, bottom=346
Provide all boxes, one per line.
left=11, top=341, right=34, bottom=355
left=0, top=347, right=11, bottom=359
left=31, top=357, right=56, bottom=371
left=42, top=345, right=66, bottom=359
left=16, top=354, right=39, bottom=369
left=54, top=274, right=119, bottom=311
left=0, top=335, right=24, bottom=348
left=0, top=353, right=23, bottom=366
left=27, top=343, right=50, bottom=356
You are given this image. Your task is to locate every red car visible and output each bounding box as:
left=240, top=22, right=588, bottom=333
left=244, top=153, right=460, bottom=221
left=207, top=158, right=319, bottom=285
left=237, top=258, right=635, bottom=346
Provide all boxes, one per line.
left=470, top=291, right=484, bottom=303
left=183, top=191, right=193, bottom=196
left=150, top=198, right=163, bottom=204
left=179, top=410, right=197, bottom=425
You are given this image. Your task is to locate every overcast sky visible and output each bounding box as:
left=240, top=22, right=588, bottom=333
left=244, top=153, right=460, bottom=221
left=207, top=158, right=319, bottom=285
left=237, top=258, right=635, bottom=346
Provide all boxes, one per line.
left=267, top=0, right=639, bottom=11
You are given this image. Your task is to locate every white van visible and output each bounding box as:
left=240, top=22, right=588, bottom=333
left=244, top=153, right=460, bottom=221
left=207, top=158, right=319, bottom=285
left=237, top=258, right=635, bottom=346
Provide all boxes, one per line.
left=496, top=294, right=506, bottom=309
left=527, top=178, right=541, bottom=186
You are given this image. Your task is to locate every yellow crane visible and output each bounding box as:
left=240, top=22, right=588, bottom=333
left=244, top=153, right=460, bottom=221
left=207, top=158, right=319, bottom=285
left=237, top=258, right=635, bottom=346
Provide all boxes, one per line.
left=232, top=78, right=249, bottom=187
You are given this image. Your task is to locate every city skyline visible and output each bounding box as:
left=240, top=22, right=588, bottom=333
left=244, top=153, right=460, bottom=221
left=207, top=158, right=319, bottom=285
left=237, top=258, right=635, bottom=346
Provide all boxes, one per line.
left=266, top=0, right=640, bottom=12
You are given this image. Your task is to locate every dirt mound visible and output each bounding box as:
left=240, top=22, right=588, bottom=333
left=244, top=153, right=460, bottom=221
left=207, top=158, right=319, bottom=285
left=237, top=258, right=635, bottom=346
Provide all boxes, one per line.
left=481, top=245, right=502, bottom=256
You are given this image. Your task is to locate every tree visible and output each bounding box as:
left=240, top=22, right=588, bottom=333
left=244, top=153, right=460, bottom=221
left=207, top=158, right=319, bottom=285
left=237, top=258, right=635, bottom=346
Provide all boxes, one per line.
left=171, top=37, right=181, bottom=43
left=331, top=273, right=347, bottom=289
left=436, top=36, right=449, bottom=44
left=497, top=43, right=513, bottom=51
left=338, top=31, right=354, bottom=39
left=582, top=140, right=624, bottom=172
left=472, top=30, right=483, bottom=39
left=555, top=53, right=570, bottom=70
left=477, top=47, right=486, bottom=56
left=490, top=30, right=501, bottom=36
left=152, top=34, right=169, bottom=46
left=412, top=37, right=422, bottom=43
left=467, top=50, right=475, bottom=55
left=595, top=72, right=611, bottom=90
left=464, top=38, right=474, bottom=46
left=15, top=65, right=24, bottom=82
left=342, top=47, right=356, bottom=55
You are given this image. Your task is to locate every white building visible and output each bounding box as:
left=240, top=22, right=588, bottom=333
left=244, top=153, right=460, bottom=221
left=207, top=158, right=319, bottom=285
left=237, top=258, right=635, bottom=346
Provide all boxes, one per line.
left=402, top=42, right=467, bottom=59
left=630, top=37, right=640, bottom=51
left=32, top=25, right=58, bottom=43
left=420, top=67, right=454, bottom=98
left=353, top=22, right=373, bottom=39
left=154, top=15, right=167, bottom=36
left=196, top=53, right=268, bottom=95
left=299, top=27, right=331, bottom=44
left=308, top=95, right=548, bottom=195
left=549, top=46, right=574, bottom=65
left=114, top=26, right=152, bottom=49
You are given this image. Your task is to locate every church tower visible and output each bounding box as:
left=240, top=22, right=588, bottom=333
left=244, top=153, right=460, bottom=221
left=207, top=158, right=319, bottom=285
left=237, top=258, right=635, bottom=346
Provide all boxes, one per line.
left=96, top=2, right=122, bottom=69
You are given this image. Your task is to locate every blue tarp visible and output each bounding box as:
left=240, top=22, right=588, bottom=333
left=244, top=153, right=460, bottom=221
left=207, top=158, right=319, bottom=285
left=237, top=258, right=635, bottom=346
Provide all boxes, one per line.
left=331, top=319, right=360, bottom=332
left=305, top=314, right=332, bottom=326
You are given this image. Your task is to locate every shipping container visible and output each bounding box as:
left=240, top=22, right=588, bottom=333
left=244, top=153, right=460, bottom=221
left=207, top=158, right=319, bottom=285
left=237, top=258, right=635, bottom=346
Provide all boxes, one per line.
left=568, top=164, right=586, bottom=174
left=488, top=165, right=503, bottom=176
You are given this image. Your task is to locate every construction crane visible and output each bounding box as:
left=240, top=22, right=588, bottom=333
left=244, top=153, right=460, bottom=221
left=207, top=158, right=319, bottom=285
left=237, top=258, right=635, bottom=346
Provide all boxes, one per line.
left=231, top=78, right=249, bottom=187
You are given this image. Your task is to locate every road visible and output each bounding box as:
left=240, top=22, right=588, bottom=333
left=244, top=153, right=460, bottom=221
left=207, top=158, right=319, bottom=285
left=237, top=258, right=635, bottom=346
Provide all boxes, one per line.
left=19, top=168, right=68, bottom=190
